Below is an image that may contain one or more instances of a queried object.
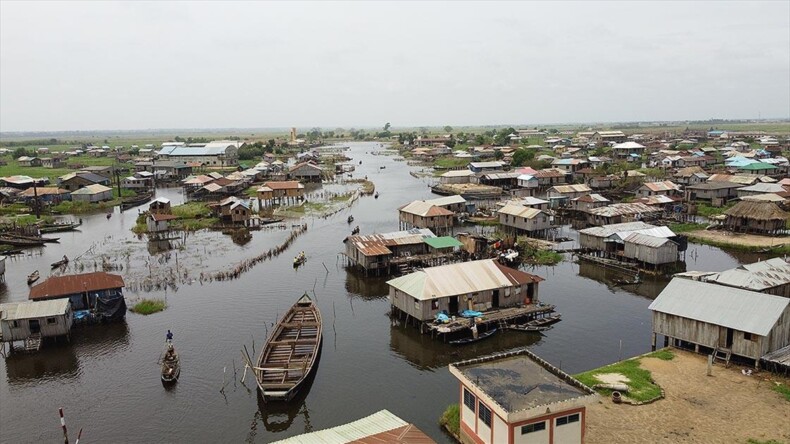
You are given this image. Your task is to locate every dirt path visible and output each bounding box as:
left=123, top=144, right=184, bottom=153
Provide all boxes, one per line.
left=586, top=349, right=790, bottom=443
left=687, top=230, right=790, bottom=248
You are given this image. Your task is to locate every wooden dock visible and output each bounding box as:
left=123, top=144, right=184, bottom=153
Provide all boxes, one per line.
left=428, top=304, right=556, bottom=337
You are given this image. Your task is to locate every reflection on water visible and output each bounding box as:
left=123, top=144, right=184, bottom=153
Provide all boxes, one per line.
left=344, top=271, right=389, bottom=299
left=389, top=324, right=543, bottom=371
left=577, top=261, right=669, bottom=300
left=5, top=343, right=80, bottom=384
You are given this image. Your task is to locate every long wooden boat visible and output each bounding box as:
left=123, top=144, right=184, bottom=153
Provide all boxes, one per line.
left=509, top=314, right=562, bottom=332
left=449, top=327, right=497, bottom=345
left=161, top=343, right=181, bottom=383
left=39, top=223, right=81, bottom=233
left=0, top=237, right=46, bottom=247
left=5, top=234, right=59, bottom=243
left=121, top=191, right=154, bottom=210
left=255, top=293, right=322, bottom=401
left=27, top=270, right=40, bottom=285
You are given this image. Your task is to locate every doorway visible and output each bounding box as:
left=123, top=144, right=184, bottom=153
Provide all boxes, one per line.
left=492, top=290, right=500, bottom=309
left=449, top=296, right=458, bottom=314
left=29, top=319, right=41, bottom=334
left=719, top=327, right=734, bottom=348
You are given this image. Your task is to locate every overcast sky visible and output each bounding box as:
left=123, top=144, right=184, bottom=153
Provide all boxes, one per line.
left=1, top=1, right=789, bottom=132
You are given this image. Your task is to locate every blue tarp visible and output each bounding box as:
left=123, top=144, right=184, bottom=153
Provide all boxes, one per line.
left=460, top=310, right=483, bottom=318
left=73, top=310, right=90, bottom=321
left=435, top=312, right=450, bottom=323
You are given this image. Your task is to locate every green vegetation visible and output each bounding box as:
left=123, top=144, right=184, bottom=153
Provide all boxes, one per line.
left=575, top=356, right=663, bottom=403
left=244, top=186, right=258, bottom=197
left=439, top=404, right=460, bottom=437
left=522, top=247, right=563, bottom=265
left=692, top=202, right=735, bottom=218
left=0, top=155, right=122, bottom=179
left=52, top=198, right=123, bottom=214
left=433, top=157, right=470, bottom=169
left=772, top=382, right=790, bottom=402
left=668, top=222, right=707, bottom=233
left=746, top=439, right=784, bottom=444
left=171, top=202, right=211, bottom=219
left=683, top=233, right=790, bottom=255
left=130, top=299, right=167, bottom=315
left=646, top=348, right=675, bottom=361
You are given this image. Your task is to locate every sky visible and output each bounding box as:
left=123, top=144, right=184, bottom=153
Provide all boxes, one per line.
left=1, top=1, right=789, bottom=132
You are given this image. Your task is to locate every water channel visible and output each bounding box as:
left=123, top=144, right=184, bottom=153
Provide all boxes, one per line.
left=0, top=141, right=770, bottom=442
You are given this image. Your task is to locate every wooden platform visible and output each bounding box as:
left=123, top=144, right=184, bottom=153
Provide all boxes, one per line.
left=429, top=304, right=555, bottom=335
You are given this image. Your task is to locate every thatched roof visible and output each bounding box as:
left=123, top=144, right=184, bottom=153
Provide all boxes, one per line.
left=724, top=201, right=789, bottom=221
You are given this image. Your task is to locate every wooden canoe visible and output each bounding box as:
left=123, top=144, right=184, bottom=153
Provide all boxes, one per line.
left=27, top=270, right=40, bottom=285
left=161, top=343, right=181, bottom=383
left=509, top=314, right=562, bottom=332
left=255, top=293, right=322, bottom=401
left=449, top=327, right=497, bottom=345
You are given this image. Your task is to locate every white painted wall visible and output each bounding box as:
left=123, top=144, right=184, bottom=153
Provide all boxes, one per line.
left=513, top=421, right=549, bottom=444
left=462, top=402, right=475, bottom=430
left=477, top=419, right=491, bottom=444
left=493, top=415, right=508, bottom=444
left=553, top=417, right=581, bottom=444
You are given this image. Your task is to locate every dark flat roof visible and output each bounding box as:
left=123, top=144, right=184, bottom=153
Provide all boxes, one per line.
left=454, top=350, right=590, bottom=412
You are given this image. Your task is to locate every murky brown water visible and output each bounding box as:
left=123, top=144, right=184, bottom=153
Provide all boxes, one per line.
left=0, top=142, right=757, bottom=443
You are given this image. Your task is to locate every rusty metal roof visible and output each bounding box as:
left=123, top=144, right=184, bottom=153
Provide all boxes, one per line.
left=264, top=181, right=304, bottom=190
left=29, top=272, right=125, bottom=300
left=641, top=180, right=680, bottom=192
left=399, top=201, right=454, bottom=217
left=348, top=229, right=436, bottom=257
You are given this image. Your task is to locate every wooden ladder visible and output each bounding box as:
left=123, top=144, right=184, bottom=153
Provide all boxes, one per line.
left=712, top=347, right=732, bottom=368
left=24, top=333, right=42, bottom=352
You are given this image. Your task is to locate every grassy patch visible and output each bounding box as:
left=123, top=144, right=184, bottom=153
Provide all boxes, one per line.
left=772, top=383, right=790, bottom=402
left=52, top=198, right=123, bottom=214
left=693, top=202, right=735, bottom=218
left=171, top=202, right=211, bottom=219
left=244, top=186, right=258, bottom=197
left=645, top=348, right=675, bottom=361
left=434, top=157, right=470, bottom=169
left=684, top=233, right=790, bottom=254
left=130, top=299, right=167, bottom=315
left=523, top=248, right=563, bottom=265
left=439, top=404, right=460, bottom=437
left=575, top=357, right=662, bottom=403
left=466, top=218, right=499, bottom=226
left=746, top=440, right=784, bottom=444
left=173, top=217, right=219, bottom=231
left=668, top=222, right=707, bottom=233
left=305, top=202, right=327, bottom=211
left=347, top=179, right=375, bottom=195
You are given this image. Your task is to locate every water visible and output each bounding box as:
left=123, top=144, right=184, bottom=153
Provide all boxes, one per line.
left=0, top=142, right=759, bottom=442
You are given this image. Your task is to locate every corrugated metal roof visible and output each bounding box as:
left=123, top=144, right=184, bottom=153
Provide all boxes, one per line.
left=399, top=201, right=454, bottom=217
left=71, top=184, right=112, bottom=195
left=349, top=229, right=435, bottom=256
left=272, top=410, right=434, bottom=444
left=481, top=172, right=520, bottom=180
left=30, top=272, right=124, bottom=300
left=573, top=193, right=610, bottom=203
left=642, top=181, right=680, bottom=192
left=706, top=258, right=790, bottom=291
left=202, top=183, right=223, bottom=192
left=521, top=197, right=548, bottom=205
left=497, top=202, right=543, bottom=219
left=549, top=184, right=592, bottom=194
left=469, top=161, right=505, bottom=168
left=265, top=181, right=304, bottom=190
left=587, top=202, right=662, bottom=218
left=0, top=299, right=69, bottom=321
left=739, top=183, right=786, bottom=193
left=648, top=278, right=789, bottom=335
left=425, top=195, right=466, bottom=206
left=580, top=221, right=657, bottom=238
left=423, top=236, right=463, bottom=249
left=440, top=170, right=475, bottom=177
left=623, top=232, right=670, bottom=247
left=741, top=194, right=786, bottom=202
left=387, top=259, right=542, bottom=301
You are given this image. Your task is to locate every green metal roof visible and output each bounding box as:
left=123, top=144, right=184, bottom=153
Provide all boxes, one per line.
left=423, top=236, right=463, bottom=249
left=738, top=162, right=776, bottom=170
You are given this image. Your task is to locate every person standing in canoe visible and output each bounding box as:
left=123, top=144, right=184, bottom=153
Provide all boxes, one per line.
left=166, top=329, right=173, bottom=342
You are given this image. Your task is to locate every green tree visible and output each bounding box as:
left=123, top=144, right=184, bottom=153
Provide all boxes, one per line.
left=444, top=125, right=453, bottom=134
left=13, top=147, right=29, bottom=158
left=494, top=150, right=504, bottom=160
left=511, top=148, right=534, bottom=167
left=384, top=122, right=391, bottom=132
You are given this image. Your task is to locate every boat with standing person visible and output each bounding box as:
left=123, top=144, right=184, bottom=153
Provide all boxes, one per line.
left=51, top=255, right=69, bottom=269
left=255, top=293, right=322, bottom=402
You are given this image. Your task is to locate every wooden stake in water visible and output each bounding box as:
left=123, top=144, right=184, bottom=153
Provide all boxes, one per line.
left=59, top=407, right=69, bottom=444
